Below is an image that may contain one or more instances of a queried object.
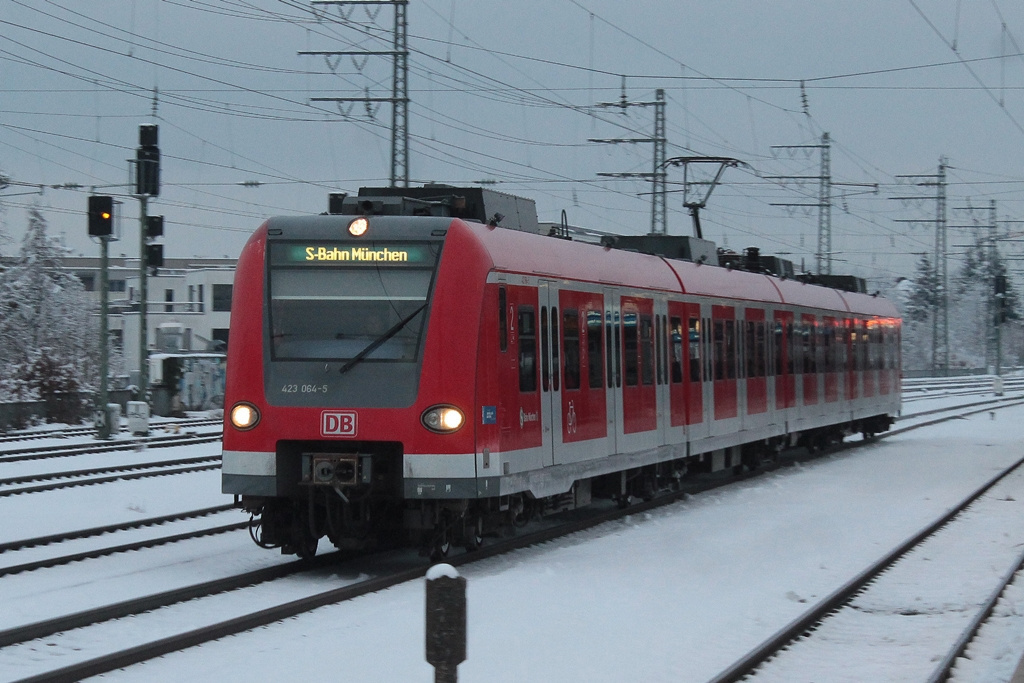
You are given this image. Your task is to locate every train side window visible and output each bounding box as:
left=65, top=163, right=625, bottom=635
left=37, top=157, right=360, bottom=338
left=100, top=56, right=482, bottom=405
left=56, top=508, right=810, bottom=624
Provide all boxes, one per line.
left=540, top=306, right=550, bottom=392
left=749, top=321, right=757, bottom=378
left=517, top=306, right=537, bottom=393
left=669, top=316, right=683, bottom=383
left=688, top=317, right=701, bottom=382
left=725, top=319, right=736, bottom=380
left=787, top=323, right=797, bottom=375
left=606, top=311, right=614, bottom=388
left=641, top=314, right=654, bottom=386
left=704, top=317, right=713, bottom=382
left=614, top=314, right=622, bottom=388
left=803, top=323, right=813, bottom=374
left=655, top=315, right=664, bottom=385
left=774, top=321, right=784, bottom=376
left=713, top=320, right=725, bottom=381
left=624, top=313, right=639, bottom=386
left=498, top=287, right=508, bottom=353
left=563, top=309, right=581, bottom=391
left=823, top=323, right=833, bottom=373
left=758, top=321, right=767, bottom=377
left=551, top=307, right=560, bottom=391
left=587, top=309, right=603, bottom=389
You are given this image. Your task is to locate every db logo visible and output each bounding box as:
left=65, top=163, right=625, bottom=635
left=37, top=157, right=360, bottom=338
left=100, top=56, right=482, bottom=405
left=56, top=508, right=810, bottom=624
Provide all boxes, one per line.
left=321, top=411, right=357, bottom=437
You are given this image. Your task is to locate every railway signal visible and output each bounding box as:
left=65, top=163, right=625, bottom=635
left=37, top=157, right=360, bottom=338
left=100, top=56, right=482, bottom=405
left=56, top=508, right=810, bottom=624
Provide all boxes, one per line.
left=136, top=124, right=160, bottom=196
left=87, top=195, right=113, bottom=236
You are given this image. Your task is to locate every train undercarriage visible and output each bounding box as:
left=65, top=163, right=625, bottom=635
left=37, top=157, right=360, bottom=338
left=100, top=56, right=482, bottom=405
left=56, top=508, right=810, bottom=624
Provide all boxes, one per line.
left=242, top=414, right=894, bottom=559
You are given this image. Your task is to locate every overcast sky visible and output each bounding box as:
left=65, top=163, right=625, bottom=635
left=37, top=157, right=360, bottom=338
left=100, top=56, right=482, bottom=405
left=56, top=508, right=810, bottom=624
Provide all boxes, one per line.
left=2, top=0, right=1024, bottom=285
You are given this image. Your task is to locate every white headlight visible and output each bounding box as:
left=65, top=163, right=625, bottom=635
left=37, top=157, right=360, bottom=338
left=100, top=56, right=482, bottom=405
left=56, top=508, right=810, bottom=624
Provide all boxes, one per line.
left=230, top=402, right=260, bottom=431
left=421, top=405, right=465, bottom=433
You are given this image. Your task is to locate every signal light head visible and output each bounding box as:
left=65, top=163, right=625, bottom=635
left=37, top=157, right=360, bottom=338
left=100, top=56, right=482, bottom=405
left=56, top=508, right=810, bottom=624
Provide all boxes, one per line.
left=88, top=195, right=114, bottom=237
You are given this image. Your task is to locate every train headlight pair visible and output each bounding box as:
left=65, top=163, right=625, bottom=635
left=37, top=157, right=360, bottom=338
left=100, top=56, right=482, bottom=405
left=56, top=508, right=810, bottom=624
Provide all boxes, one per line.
left=421, top=405, right=465, bottom=433
left=230, top=402, right=260, bottom=431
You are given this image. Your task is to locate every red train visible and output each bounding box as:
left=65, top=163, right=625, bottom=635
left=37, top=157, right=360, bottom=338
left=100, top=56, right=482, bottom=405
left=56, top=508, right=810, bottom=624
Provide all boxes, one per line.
left=222, top=187, right=901, bottom=558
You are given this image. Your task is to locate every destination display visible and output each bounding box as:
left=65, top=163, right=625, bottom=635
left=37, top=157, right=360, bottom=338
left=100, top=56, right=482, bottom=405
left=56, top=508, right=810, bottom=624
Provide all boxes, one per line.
left=271, top=242, right=436, bottom=267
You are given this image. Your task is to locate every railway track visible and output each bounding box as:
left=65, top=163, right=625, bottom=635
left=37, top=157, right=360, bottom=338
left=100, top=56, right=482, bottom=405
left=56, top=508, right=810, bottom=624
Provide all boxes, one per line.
left=0, top=505, right=242, bottom=578
left=6, top=392, right=1023, bottom=683
left=0, top=418, right=221, bottom=446
left=707, top=452, right=1024, bottom=682
left=0, top=430, right=221, bottom=464
left=0, top=454, right=222, bottom=498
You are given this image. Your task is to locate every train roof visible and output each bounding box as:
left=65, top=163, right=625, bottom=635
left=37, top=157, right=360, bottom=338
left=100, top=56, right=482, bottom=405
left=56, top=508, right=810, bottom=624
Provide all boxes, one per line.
left=464, top=221, right=899, bottom=317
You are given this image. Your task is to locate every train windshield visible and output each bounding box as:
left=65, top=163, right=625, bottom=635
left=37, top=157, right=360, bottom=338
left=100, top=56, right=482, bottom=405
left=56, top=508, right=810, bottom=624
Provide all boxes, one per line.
left=267, top=241, right=442, bottom=363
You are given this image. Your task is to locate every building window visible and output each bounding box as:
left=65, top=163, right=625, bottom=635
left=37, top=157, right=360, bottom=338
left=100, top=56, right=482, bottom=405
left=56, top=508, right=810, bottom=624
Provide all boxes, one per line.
left=109, top=279, right=126, bottom=293
left=211, top=328, right=229, bottom=351
left=198, top=284, right=204, bottom=312
left=213, top=284, right=232, bottom=312
left=78, top=273, right=96, bottom=291
left=165, top=289, right=174, bottom=313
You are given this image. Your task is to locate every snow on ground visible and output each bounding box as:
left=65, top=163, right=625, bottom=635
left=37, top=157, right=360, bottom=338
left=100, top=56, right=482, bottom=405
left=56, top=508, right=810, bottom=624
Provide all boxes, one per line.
left=59, top=404, right=1024, bottom=683
left=0, top=461, right=228, bottom=544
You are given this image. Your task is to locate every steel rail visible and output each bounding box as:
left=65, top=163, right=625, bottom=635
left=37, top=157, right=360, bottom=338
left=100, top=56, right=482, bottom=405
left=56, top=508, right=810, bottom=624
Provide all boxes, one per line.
left=0, top=455, right=220, bottom=488
left=0, top=521, right=246, bottom=578
left=0, top=504, right=235, bottom=554
left=0, top=419, right=221, bottom=445
left=0, top=432, right=221, bottom=463
left=925, top=544, right=1024, bottom=682
left=0, top=462, right=221, bottom=498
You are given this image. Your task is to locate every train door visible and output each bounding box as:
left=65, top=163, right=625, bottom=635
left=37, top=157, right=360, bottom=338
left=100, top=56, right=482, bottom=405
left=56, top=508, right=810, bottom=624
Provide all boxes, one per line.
left=745, top=308, right=768, bottom=417
left=823, top=316, right=839, bottom=403
left=555, top=289, right=610, bottom=465
left=774, top=310, right=795, bottom=410
left=620, top=295, right=658, bottom=440
left=502, top=285, right=545, bottom=473
left=710, top=305, right=738, bottom=436
left=538, top=282, right=561, bottom=467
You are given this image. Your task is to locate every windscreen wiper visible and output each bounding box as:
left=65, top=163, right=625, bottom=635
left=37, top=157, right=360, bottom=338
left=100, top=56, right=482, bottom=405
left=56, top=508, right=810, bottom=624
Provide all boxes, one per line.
left=338, top=302, right=428, bottom=374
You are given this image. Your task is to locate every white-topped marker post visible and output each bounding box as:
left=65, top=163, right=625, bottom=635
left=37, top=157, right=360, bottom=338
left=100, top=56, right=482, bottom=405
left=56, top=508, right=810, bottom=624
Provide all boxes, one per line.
left=425, top=564, right=466, bottom=683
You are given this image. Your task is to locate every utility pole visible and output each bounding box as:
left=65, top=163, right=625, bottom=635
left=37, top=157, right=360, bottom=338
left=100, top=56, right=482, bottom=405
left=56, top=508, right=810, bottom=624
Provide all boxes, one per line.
left=88, top=195, right=115, bottom=439
left=990, top=200, right=1002, bottom=375
left=305, top=0, right=409, bottom=186
left=135, top=124, right=161, bottom=406
left=767, top=133, right=874, bottom=275
left=768, top=135, right=830, bottom=273
left=590, top=87, right=667, bottom=235
left=893, top=157, right=948, bottom=374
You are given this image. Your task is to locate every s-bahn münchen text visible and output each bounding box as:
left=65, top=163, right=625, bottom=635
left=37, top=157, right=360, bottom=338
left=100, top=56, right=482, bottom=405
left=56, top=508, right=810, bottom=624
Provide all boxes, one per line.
left=221, top=186, right=900, bottom=558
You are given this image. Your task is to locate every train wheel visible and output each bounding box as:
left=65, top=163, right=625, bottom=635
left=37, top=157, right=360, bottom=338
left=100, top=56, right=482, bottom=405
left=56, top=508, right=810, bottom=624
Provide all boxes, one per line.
left=431, top=526, right=452, bottom=562
left=464, top=514, right=484, bottom=552
left=296, top=534, right=319, bottom=560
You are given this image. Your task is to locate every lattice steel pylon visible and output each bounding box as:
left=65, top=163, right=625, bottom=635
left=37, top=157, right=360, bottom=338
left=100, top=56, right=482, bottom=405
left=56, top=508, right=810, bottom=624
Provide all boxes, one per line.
left=305, top=0, right=409, bottom=187
left=590, top=88, right=667, bottom=235
left=893, top=157, right=949, bottom=374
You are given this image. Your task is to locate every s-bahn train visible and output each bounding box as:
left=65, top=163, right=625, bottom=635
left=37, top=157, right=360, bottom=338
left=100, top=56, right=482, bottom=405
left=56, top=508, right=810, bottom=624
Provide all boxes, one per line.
left=222, top=186, right=901, bottom=558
